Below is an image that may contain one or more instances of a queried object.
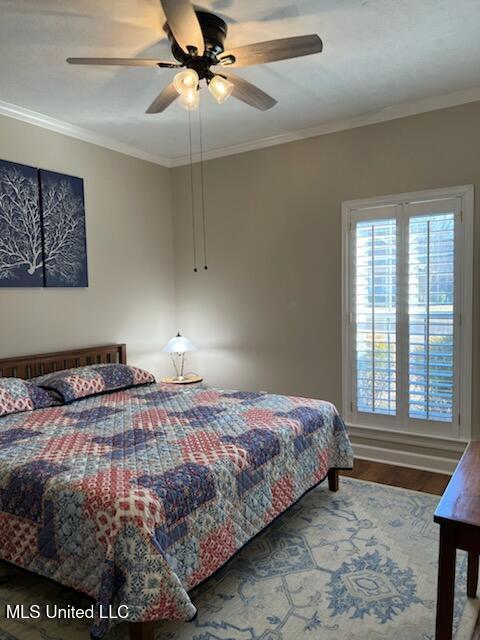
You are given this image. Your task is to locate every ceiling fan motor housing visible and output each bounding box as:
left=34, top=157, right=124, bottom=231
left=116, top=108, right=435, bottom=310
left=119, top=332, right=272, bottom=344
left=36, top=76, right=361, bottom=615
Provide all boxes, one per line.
left=167, top=11, right=229, bottom=79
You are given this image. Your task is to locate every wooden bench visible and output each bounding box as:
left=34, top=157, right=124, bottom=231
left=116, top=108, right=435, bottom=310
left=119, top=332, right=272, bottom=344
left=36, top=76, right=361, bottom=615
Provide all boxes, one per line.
left=434, top=441, right=480, bottom=640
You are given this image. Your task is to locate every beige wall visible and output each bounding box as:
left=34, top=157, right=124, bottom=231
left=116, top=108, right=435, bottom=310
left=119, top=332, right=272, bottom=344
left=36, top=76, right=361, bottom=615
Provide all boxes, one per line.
left=0, top=115, right=176, bottom=377
left=172, top=101, right=480, bottom=440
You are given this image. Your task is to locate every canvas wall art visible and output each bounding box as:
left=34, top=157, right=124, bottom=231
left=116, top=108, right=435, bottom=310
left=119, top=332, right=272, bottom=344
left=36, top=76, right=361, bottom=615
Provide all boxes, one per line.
left=0, top=160, right=87, bottom=288
left=0, top=159, right=43, bottom=287
left=40, top=170, right=88, bottom=287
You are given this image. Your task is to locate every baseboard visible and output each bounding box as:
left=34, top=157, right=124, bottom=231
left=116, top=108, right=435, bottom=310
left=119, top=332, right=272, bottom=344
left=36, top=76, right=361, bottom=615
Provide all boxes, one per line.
left=351, top=441, right=460, bottom=474
left=346, top=422, right=467, bottom=474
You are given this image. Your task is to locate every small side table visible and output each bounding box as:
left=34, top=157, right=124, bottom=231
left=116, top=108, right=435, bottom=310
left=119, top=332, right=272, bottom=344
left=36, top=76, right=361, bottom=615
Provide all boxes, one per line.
left=161, top=374, right=203, bottom=385
left=434, top=442, right=480, bottom=640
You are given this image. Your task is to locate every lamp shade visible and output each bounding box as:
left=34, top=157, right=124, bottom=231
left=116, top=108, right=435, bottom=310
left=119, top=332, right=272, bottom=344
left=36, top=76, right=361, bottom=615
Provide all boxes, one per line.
left=162, top=333, right=196, bottom=354
left=208, top=75, right=234, bottom=104
left=173, top=69, right=199, bottom=95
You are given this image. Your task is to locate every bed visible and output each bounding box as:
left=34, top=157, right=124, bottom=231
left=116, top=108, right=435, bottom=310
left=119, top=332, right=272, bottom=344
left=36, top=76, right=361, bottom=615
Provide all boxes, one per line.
left=0, top=344, right=354, bottom=640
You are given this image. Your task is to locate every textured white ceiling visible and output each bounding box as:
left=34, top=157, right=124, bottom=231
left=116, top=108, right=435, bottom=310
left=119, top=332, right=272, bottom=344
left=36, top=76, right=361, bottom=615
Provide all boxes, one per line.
left=1, top=0, right=480, bottom=164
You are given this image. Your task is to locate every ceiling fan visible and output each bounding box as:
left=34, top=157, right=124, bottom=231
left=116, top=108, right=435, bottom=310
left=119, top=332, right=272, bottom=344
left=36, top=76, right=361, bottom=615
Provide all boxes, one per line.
left=66, top=0, right=323, bottom=114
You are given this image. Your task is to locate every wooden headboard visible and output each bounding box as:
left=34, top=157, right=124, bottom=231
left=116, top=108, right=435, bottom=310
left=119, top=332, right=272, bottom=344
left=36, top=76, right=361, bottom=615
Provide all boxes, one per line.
left=0, top=344, right=127, bottom=379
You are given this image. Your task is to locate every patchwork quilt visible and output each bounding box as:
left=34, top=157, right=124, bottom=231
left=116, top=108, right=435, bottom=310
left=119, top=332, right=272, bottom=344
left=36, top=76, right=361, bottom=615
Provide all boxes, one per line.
left=0, top=383, right=353, bottom=637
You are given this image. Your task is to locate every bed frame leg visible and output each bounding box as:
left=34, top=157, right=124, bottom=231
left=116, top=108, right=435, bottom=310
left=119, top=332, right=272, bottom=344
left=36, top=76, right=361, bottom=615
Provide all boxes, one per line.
left=328, top=468, right=339, bottom=492
left=0, top=561, right=13, bottom=585
left=129, top=622, right=155, bottom=640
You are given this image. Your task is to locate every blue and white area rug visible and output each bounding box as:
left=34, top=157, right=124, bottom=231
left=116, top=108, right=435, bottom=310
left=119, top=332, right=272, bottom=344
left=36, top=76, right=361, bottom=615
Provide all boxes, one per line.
left=1, top=478, right=478, bottom=639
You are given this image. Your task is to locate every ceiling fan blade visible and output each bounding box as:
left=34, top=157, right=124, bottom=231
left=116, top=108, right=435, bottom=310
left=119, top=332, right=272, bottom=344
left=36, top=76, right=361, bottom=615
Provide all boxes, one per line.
left=160, top=0, right=205, bottom=55
left=146, top=82, right=178, bottom=113
left=220, top=34, right=323, bottom=67
left=221, top=72, right=277, bottom=111
left=67, top=57, right=181, bottom=68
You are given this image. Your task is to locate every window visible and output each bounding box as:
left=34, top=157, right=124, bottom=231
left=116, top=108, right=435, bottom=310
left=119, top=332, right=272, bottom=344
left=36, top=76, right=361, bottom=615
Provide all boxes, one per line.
left=342, top=187, right=473, bottom=439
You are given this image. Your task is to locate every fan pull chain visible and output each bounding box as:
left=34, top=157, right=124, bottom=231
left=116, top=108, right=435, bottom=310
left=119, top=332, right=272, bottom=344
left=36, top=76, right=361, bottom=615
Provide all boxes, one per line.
left=188, top=109, right=198, bottom=272
left=198, top=105, right=208, bottom=270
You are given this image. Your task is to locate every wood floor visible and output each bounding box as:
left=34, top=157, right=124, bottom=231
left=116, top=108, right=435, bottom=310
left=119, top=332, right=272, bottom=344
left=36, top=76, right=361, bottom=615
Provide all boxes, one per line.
left=341, top=458, right=451, bottom=495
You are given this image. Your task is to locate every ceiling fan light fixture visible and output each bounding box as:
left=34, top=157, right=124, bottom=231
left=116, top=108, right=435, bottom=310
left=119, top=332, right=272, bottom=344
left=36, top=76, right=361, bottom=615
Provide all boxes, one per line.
left=208, top=74, right=234, bottom=104
left=178, top=87, right=200, bottom=111
left=67, top=1, right=324, bottom=115
left=173, top=68, right=199, bottom=95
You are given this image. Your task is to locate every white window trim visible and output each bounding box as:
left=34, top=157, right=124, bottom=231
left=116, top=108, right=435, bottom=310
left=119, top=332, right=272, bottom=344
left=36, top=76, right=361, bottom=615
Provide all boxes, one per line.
left=342, top=185, right=474, bottom=441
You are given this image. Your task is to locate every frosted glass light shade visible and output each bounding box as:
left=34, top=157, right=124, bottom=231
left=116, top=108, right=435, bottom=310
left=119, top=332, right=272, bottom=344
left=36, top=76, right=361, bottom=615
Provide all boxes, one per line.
left=178, top=88, right=200, bottom=111
left=208, top=75, right=234, bottom=104
left=162, top=333, right=197, bottom=354
left=173, top=68, right=199, bottom=95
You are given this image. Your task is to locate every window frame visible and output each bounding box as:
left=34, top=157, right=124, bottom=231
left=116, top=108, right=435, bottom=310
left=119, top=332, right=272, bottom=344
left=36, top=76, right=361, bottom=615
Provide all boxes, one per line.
left=342, top=186, right=473, bottom=441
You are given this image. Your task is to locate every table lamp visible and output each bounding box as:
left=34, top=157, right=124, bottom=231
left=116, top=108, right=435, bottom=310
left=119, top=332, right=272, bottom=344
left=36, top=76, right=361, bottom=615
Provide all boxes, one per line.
left=162, top=333, right=201, bottom=384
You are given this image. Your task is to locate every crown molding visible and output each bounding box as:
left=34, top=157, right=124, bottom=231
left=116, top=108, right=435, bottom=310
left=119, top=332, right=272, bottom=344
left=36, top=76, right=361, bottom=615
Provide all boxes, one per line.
left=2, top=85, right=480, bottom=170
left=0, top=99, right=172, bottom=168
left=169, top=84, right=480, bottom=167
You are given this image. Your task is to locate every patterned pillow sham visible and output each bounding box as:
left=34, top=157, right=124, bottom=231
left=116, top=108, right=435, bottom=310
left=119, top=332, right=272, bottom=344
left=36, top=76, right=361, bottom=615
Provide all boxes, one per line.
left=0, top=378, right=58, bottom=417
left=34, top=364, right=155, bottom=403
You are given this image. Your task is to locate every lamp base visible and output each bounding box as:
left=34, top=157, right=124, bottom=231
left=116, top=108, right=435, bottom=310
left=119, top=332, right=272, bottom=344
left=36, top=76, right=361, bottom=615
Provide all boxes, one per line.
left=161, top=374, right=203, bottom=385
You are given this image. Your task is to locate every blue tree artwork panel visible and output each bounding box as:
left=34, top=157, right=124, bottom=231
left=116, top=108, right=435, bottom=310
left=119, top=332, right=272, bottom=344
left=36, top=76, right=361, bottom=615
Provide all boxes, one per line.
left=0, top=160, right=43, bottom=287
left=0, top=160, right=88, bottom=288
left=39, top=170, right=88, bottom=287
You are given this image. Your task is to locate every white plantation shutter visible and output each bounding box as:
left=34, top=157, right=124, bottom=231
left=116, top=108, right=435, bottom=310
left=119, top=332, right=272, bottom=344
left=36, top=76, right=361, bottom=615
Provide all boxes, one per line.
left=343, top=187, right=472, bottom=439
left=408, top=210, right=455, bottom=422
left=354, top=218, right=396, bottom=416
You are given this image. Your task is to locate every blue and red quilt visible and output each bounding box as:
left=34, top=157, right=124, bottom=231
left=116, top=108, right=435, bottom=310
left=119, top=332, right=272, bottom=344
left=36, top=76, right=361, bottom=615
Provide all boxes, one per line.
left=0, top=383, right=353, bottom=636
